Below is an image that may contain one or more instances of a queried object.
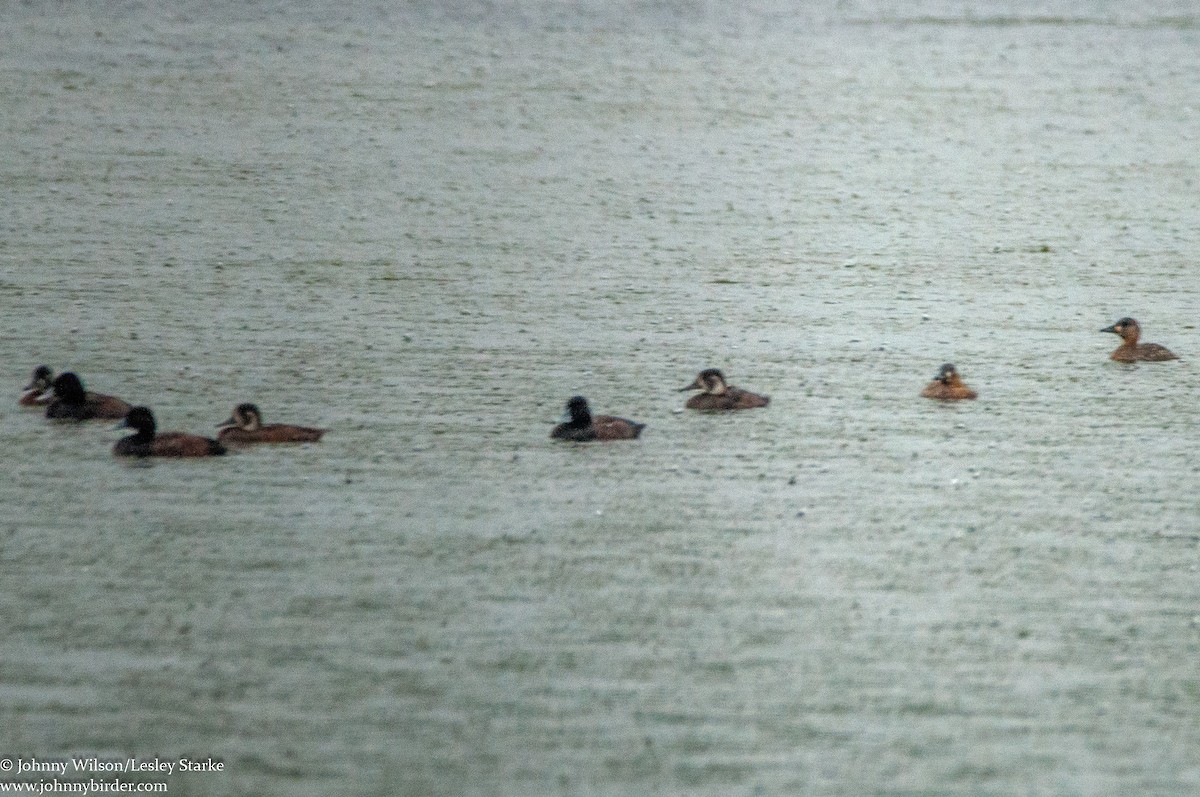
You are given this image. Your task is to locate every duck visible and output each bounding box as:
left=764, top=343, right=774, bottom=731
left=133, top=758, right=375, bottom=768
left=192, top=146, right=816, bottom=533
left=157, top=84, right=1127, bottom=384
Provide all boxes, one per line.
left=44, top=372, right=133, bottom=421
left=113, top=406, right=227, bottom=458
left=679, top=368, right=769, bottom=410
left=217, top=403, right=326, bottom=443
left=550, top=396, right=645, bottom=441
left=20, top=365, right=54, bottom=407
left=1100, top=317, right=1178, bottom=362
left=920, top=363, right=977, bottom=400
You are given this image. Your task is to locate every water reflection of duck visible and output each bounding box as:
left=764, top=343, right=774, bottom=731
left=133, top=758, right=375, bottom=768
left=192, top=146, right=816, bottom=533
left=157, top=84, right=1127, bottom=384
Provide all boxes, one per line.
left=217, top=403, right=326, bottom=443
left=679, top=369, right=769, bottom=410
left=551, top=396, right=645, bottom=441
left=1101, top=317, right=1178, bottom=362
left=45, top=372, right=133, bottom=421
left=920, top=363, right=977, bottom=401
left=114, top=407, right=226, bottom=458
left=20, top=365, right=54, bottom=407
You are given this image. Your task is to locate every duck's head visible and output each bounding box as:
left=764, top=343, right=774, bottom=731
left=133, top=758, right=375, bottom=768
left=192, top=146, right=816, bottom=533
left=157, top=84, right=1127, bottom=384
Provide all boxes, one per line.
left=933, top=363, right=960, bottom=384
left=50, top=372, right=87, bottom=403
left=118, top=406, right=157, bottom=436
left=219, top=403, right=263, bottom=431
left=563, top=395, right=592, bottom=424
left=1100, top=317, right=1139, bottom=342
left=25, top=365, right=53, bottom=392
left=680, top=368, right=728, bottom=395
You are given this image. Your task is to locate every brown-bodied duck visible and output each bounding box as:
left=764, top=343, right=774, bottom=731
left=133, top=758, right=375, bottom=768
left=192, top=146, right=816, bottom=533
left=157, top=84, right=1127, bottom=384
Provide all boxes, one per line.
left=45, top=372, right=133, bottom=421
left=217, top=403, right=326, bottom=443
left=1101, top=317, right=1178, bottom=362
left=920, top=363, right=977, bottom=401
left=679, top=368, right=769, bottom=410
left=114, top=407, right=226, bottom=458
left=551, top=395, right=645, bottom=441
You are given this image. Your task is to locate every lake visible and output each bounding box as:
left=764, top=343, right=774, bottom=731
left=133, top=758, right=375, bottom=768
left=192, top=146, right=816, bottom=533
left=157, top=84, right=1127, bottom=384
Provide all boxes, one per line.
left=2, top=1, right=1199, bottom=794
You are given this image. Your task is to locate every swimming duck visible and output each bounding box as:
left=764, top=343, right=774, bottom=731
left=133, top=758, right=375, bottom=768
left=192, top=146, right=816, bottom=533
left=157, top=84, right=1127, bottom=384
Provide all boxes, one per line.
left=113, top=406, right=227, bottom=458
left=920, top=363, right=977, bottom=400
left=550, top=396, right=645, bottom=441
left=20, top=365, right=54, bottom=407
left=679, top=368, right=769, bottom=410
left=217, top=403, right=326, bottom=443
left=1101, top=317, right=1178, bottom=362
left=44, top=372, right=133, bottom=421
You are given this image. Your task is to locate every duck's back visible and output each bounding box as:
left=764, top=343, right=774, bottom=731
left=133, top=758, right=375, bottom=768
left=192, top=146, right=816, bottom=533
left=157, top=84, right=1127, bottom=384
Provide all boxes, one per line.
left=152, top=432, right=226, bottom=457
left=112, top=435, right=146, bottom=457
left=219, top=424, right=325, bottom=443
left=685, top=387, right=769, bottom=411
left=551, top=423, right=596, bottom=442
left=89, top=392, right=133, bottom=419
left=920, top=382, right=977, bottom=400
left=49, top=392, right=131, bottom=420
left=727, top=387, right=769, bottom=409
left=47, top=400, right=95, bottom=420
left=1113, top=343, right=1178, bottom=362
left=115, top=433, right=226, bottom=457
left=591, top=415, right=645, bottom=440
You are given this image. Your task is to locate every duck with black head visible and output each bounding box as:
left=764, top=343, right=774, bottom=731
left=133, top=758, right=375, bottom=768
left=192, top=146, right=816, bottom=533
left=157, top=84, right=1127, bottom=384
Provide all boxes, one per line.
left=551, top=396, right=645, bottom=442
left=44, top=372, right=133, bottom=421
left=1101, top=317, right=1178, bottom=362
left=217, top=403, right=326, bottom=443
left=113, top=407, right=226, bottom=458
left=679, top=368, right=769, bottom=410
left=920, top=363, right=977, bottom=401
left=20, top=365, right=54, bottom=407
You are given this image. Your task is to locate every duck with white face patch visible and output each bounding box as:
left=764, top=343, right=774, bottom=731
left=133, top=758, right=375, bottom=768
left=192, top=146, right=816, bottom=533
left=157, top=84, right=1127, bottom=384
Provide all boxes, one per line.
left=679, top=368, right=769, bottom=411
left=1101, top=317, right=1178, bottom=362
left=20, top=365, right=54, bottom=407
left=217, top=403, right=326, bottom=444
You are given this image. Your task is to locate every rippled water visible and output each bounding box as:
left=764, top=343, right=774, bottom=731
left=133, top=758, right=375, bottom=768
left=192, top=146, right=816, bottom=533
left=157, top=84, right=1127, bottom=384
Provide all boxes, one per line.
left=2, top=1, right=1199, bottom=794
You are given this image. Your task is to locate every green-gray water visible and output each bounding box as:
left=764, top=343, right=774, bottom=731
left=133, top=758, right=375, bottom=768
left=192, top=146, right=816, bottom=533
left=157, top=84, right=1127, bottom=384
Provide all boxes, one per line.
left=3, top=2, right=1199, bottom=794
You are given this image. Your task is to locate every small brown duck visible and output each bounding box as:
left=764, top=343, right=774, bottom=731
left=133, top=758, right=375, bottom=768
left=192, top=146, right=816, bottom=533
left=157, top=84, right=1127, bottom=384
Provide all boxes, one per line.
left=217, top=403, right=326, bottom=443
left=551, top=396, right=645, bottom=441
left=679, top=368, right=770, bottom=410
left=114, top=407, right=227, bottom=458
left=44, top=372, right=133, bottom=421
left=920, top=363, right=977, bottom=401
left=1101, top=317, right=1178, bottom=362
left=20, top=365, right=54, bottom=407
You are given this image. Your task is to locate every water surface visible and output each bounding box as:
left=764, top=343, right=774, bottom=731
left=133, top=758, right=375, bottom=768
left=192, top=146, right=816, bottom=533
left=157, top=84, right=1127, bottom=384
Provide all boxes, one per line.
left=2, top=1, right=1199, bottom=794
